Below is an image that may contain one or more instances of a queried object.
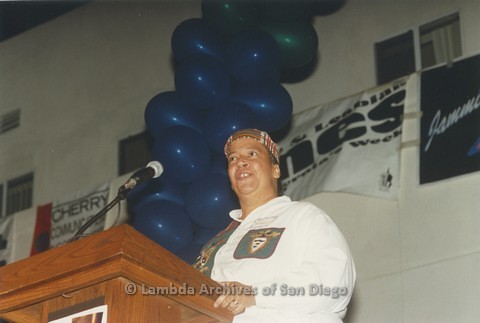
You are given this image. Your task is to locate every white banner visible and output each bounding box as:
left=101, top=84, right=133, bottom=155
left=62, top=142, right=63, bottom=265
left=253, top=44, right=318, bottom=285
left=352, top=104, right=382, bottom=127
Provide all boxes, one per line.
left=278, top=77, right=411, bottom=200
left=0, top=215, right=13, bottom=267
left=50, top=183, right=110, bottom=248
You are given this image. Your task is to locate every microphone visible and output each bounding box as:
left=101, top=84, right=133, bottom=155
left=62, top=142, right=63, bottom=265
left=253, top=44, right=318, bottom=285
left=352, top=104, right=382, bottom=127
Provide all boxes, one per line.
left=68, top=161, right=164, bottom=242
left=119, top=161, right=164, bottom=193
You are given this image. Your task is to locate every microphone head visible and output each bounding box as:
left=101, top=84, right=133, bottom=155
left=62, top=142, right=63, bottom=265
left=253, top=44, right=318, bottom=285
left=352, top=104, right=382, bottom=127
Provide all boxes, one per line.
left=146, top=161, right=164, bottom=178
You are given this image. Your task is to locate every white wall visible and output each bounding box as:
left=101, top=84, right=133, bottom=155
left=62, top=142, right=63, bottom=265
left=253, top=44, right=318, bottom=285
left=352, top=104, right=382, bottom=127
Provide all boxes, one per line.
left=0, top=1, right=201, bottom=204
left=1, top=0, right=479, bottom=322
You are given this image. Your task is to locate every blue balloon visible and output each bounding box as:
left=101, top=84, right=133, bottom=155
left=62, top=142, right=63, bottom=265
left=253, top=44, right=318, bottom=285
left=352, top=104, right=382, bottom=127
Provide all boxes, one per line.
left=153, top=126, right=211, bottom=183
left=174, top=54, right=231, bottom=109
left=259, top=20, right=318, bottom=69
left=186, top=173, right=239, bottom=229
left=203, top=101, right=258, bottom=155
left=209, top=155, right=228, bottom=176
left=231, top=82, right=292, bottom=132
left=312, top=0, right=346, bottom=16
left=176, top=243, right=204, bottom=265
left=144, top=91, right=204, bottom=137
left=171, top=18, right=225, bottom=63
left=225, top=30, right=281, bottom=83
left=193, top=226, right=221, bottom=245
left=201, top=0, right=260, bottom=36
left=259, top=1, right=313, bottom=21
left=127, top=176, right=187, bottom=214
left=133, top=200, right=193, bottom=253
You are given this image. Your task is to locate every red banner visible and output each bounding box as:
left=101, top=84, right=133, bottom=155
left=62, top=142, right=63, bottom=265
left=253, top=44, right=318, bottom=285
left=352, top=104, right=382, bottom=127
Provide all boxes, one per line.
left=30, top=203, right=52, bottom=255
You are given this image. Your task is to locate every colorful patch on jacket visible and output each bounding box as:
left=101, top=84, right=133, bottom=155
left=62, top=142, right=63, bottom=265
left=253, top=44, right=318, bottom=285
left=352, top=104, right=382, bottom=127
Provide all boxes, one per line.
left=193, top=221, right=239, bottom=278
left=233, top=227, right=285, bottom=259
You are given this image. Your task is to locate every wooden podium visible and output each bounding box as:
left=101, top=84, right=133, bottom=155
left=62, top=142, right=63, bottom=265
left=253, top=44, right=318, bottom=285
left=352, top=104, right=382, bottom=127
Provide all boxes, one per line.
left=0, top=224, right=233, bottom=322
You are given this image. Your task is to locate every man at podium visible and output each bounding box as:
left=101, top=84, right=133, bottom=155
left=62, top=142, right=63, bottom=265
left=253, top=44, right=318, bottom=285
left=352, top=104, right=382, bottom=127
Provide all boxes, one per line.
left=194, top=129, right=356, bottom=322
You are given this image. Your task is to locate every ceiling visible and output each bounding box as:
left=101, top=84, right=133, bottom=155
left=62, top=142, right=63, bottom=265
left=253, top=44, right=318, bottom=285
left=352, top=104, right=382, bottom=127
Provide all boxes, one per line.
left=0, top=1, right=89, bottom=43
left=0, top=0, right=346, bottom=44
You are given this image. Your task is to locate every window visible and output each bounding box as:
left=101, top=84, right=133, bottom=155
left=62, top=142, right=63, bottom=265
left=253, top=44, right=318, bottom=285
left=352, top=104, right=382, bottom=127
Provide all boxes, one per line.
left=0, top=109, right=20, bottom=135
left=375, top=12, right=462, bottom=85
left=0, top=184, right=3, bottom=218
left=375, top=31, right=415, bottom=85
left=118, top=131, right=154, bottom=176
left=6, top=172, right=33, bottom=216
left=419, top=13, right=462, bottom=69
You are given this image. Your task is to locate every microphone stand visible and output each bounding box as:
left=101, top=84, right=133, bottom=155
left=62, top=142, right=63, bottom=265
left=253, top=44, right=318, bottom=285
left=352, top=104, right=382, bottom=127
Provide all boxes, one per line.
left=68, top=187, right=130, bottom=243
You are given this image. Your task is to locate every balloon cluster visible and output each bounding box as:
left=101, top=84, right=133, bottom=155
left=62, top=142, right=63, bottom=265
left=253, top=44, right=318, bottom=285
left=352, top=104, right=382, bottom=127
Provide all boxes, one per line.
left=129, top=0, right=346, bottom=264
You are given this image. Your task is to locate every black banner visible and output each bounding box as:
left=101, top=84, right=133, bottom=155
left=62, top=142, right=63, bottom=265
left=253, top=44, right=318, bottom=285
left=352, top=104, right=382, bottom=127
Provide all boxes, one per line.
left=420, top=54, right=480, bottom=184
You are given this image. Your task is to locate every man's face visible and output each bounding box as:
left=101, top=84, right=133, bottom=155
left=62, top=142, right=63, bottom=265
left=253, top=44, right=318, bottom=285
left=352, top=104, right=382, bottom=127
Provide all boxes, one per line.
left=227, top=137, right=280, bottom=198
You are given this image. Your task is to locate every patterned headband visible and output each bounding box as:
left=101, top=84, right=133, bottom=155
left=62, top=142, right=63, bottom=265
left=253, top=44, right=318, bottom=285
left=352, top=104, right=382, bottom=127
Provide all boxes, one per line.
left=224, top=128, right=279, bottom=164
